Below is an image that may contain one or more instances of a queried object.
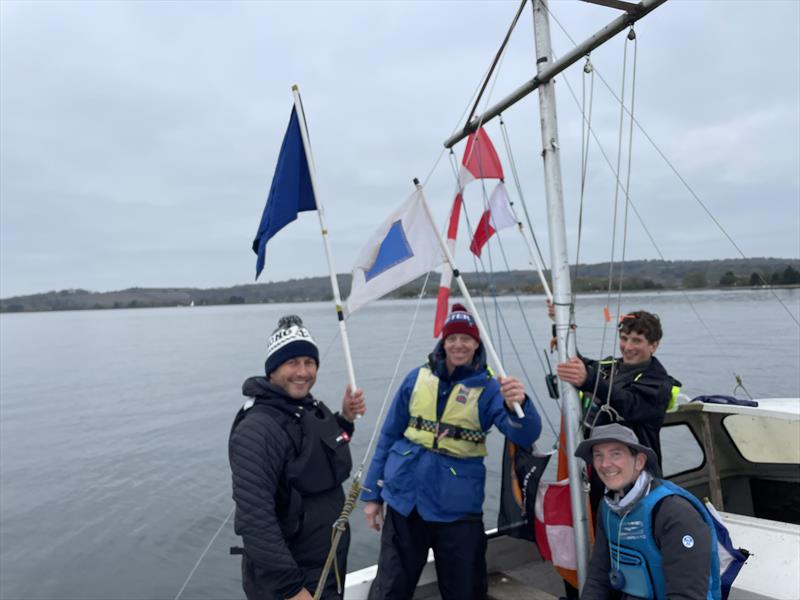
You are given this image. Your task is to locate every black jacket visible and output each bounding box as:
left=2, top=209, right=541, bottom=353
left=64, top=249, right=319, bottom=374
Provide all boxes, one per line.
left=228, top=377, right=354, bottom=599
left=578, top=356, right=677, bottom=466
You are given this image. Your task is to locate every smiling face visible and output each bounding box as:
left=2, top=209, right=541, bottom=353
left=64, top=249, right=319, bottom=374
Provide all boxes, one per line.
left=443, top=333, right=479, bottom=373
left=592, top=441, right=647, bottom=492
left=268, top=356, right=318, bottom=399
left=618, top=330, right=659, bottom=365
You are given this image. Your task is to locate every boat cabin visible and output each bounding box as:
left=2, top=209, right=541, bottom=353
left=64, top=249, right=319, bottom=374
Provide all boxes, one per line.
left=662, top=398, right=800, bottom=600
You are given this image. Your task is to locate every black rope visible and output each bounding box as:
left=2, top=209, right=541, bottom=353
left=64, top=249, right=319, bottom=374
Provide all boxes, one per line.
left=466, top=0, right=529, bottom=127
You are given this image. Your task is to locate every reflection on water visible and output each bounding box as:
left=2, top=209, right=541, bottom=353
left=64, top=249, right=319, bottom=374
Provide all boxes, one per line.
left=1, top=289, right=798, bottom=599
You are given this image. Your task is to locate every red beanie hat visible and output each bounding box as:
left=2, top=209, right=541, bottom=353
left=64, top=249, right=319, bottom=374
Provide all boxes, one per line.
left=441, top=303, right=480, bottom=342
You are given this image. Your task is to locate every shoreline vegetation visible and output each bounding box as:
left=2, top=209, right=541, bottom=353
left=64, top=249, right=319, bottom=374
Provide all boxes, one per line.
left=2, top=258, right=798, bottom=314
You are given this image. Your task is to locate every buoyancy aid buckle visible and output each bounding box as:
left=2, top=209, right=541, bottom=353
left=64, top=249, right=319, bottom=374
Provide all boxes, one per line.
left=406, top=416, right=487, bottom=444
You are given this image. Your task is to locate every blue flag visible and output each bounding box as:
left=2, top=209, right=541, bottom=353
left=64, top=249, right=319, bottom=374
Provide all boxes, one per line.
left=252, top=106, right=317, bottom=279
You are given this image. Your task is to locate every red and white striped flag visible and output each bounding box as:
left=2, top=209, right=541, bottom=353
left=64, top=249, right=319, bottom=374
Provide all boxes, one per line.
left=433, top=128, right=504, bottom=337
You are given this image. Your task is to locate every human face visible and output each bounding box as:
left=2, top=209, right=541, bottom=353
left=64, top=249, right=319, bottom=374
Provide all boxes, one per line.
left=269, top=356, right=317, bottom=399
left=443, top=334, right=479, bottom=373
left=618, top=330, right=659, bottom=365
left=592, top=441, right=647, bottom=492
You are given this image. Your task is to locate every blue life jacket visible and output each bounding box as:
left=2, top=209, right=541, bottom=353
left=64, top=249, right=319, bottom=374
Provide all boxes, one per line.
left=601, top=480, right=721, bottom=600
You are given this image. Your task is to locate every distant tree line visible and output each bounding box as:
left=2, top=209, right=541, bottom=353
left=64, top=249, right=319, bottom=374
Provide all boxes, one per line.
left=2, top=258, right=798, bottom=313
left=683, top=264, right=800, bottom=289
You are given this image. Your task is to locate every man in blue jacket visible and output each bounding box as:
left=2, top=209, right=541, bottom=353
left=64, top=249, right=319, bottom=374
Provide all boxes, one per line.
left=361, top=303, right=542, bottom=600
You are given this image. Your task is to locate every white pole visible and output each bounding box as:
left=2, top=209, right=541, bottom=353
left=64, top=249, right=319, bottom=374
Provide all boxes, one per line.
left=291, top=85, right=358, bottom=394
left=506, top=203, right=553, bottom=302
left=531, top=0, right=590, bottom=590
left=414, top=180, right=525, bottom=418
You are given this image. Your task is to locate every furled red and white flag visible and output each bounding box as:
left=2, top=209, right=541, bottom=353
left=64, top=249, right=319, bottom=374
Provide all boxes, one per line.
left=433, top=193, right=463, bottom=337
left=433, top=128, right=504, bottom=337
left=469, top=182, right=517, bottom=257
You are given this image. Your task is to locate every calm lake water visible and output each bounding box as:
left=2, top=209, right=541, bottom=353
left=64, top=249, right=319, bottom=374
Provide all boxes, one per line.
left=1, top=289, right=798, bottom=600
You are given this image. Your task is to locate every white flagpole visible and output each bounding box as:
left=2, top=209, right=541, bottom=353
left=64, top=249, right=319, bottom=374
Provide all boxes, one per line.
left=509, top=209, right=553, bottom=303
left=292, top=85, right=362, bottom=600
left=414, top=180, right=525, bottom=418
left=291, top=85, right=358, bottom=395
left=491, top=182, right=553, bottom=302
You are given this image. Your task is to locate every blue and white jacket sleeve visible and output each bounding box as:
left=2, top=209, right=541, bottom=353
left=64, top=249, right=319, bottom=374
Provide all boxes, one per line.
left=360, top=368, right=418, bottom=503
left=481, top=380, right=542, bottom=447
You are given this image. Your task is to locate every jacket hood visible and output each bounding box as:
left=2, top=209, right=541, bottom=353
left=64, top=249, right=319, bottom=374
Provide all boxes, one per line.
left=241, top=376, right=315, bottom=406
left=427, top=339, right=489, bottom=381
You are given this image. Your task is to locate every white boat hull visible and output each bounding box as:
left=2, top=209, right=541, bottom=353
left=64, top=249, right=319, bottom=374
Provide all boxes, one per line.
left=723, top=512, right=800, bottom=600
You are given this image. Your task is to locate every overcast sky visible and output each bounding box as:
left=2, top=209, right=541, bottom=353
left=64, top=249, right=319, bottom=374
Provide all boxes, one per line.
left=1, top=0, right=798, bottom=299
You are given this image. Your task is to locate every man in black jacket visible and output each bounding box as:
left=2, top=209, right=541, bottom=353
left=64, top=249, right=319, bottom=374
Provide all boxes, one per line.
left=556, top=310, right=679, bottom=469
left=229, top=315, right=366, bottom=600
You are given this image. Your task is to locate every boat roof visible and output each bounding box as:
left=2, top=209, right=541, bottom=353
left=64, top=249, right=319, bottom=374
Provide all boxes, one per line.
left=674, top=397, right=800, bottom=421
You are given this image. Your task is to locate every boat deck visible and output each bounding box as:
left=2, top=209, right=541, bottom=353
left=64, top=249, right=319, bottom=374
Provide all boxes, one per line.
left=411, top=537, right=564, bottom=600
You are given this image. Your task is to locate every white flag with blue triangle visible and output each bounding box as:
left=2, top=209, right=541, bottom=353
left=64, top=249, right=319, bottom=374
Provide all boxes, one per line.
left=347, top=189, right=445, bottom=315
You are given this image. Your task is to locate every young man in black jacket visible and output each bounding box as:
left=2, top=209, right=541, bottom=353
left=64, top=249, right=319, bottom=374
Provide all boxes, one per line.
left=229, top=315, right=366, bottom=600
left=556, top=310, right=679, bottom=469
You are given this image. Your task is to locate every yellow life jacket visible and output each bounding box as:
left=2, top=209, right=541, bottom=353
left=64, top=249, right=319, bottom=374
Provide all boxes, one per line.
left=632, top=371, right=682, bottom=411
left=403, top=367, right=488, bottom=458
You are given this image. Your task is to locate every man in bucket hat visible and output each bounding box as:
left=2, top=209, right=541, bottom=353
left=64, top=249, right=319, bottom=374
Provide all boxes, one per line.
left=229, top=315, right=366, bottom=600
left=361, top=303, right=542, bottom=600
left=575, top=424, right=721, bottom=600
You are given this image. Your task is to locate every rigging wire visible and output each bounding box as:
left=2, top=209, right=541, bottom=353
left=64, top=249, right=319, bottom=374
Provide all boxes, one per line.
left=565, top=55, right=596, bottom=354
left=547, top=25, right=764, bottom=393
left=174, top=323, right=349, bottom=599
left=583, top=27, right=639, bottom=427
left=466, top=0, right=530, bottom=126
left=603, top=28, right=640, bottom=418
left=173, top=505, right=235, bottom=600
left=430, top=0, right=530, bottom=189
left=447, top=152, right=560, bottom=438
left=497, top=115, right=550, bottom=288
left=358, top=273, right=433, bottom=473
left=545, top=6, right=799, bottom=329
left=583, top=23, right=636, bottom=417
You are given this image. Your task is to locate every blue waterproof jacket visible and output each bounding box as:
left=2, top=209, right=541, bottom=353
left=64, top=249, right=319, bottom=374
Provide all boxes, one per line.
left=361, top=343, right=542, bottom=522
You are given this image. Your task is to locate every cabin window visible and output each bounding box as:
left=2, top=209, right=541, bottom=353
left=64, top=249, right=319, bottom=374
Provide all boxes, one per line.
left=722, top=415, right=800, bottom=464
left=660, top=424, right=704, bottom=477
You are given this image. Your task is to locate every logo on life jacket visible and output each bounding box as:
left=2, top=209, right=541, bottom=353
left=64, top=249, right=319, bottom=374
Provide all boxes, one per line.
left=455, top=386, right=469, bottom=404
left=335, top=431, right=350, bottom=444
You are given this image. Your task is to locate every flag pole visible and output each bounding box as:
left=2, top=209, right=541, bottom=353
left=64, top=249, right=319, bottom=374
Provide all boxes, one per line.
left=485, top=182, right=553, bottom=302
left=510, top=209, right=553, bottom=303
left=292, top=85, right=363, bottom=600
left=291, top=85, right=358, bottom=394
left=414, top=179, right=525, bottom=418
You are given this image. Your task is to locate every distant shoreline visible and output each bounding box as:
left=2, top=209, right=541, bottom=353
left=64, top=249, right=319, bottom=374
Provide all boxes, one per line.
left=2, top=258, right=798, bottom=314
left=2, top=285, right=798, bottom=317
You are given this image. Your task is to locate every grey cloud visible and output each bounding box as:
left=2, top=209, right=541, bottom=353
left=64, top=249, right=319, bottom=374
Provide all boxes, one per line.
left=1, top=1, right=798, bottom=298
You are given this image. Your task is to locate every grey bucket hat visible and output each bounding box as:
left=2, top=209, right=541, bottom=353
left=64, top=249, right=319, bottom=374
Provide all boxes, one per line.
left=574, top=423, right=659, bottom=473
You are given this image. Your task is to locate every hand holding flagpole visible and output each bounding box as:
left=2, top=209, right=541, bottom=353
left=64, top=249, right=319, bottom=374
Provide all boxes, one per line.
left=289, top=86, right=360, bottom=402
left=413, top=179, right=525, bottom=418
